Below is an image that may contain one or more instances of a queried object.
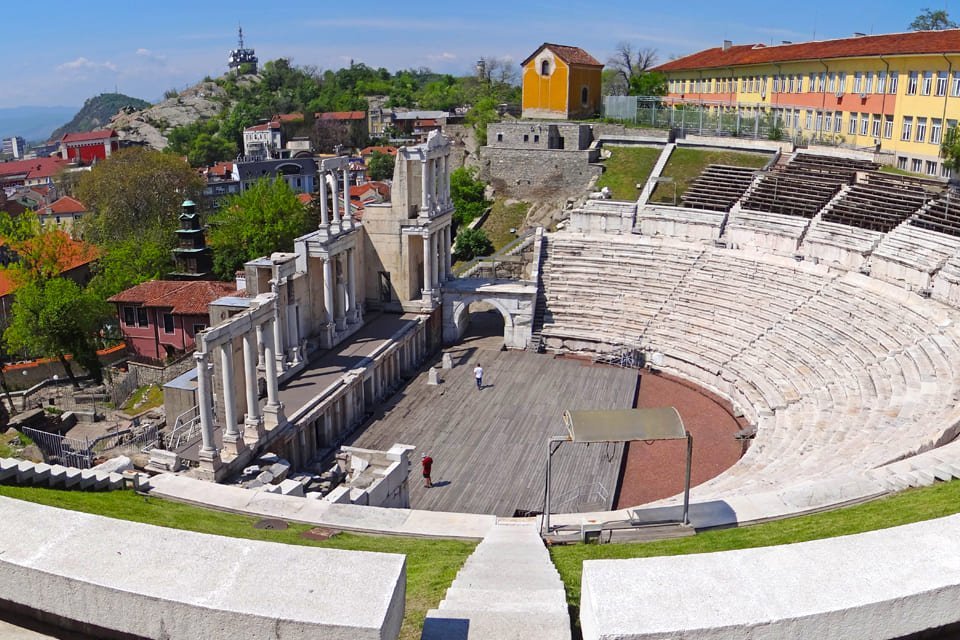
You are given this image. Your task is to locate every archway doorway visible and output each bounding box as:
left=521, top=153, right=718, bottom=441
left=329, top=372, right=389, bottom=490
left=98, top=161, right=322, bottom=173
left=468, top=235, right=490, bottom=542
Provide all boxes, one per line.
left=450, top=299, right=509, bottom=350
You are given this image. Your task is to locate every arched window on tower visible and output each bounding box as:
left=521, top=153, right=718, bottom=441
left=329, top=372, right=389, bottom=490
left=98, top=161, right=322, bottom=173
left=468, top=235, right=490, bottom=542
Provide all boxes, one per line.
left=581, top=86, right=589, bottom=105
left=541, top=59, right=550, bottom=76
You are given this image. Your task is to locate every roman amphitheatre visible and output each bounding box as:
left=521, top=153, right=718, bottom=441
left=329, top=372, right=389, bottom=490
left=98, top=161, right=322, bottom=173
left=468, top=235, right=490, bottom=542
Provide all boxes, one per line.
left=8, top=138, right=960, bottom=639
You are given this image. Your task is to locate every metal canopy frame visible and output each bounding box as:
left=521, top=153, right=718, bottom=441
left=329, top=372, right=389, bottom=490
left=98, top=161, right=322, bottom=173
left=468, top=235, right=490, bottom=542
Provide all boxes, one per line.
left=543, top=407, right=693, bottom=536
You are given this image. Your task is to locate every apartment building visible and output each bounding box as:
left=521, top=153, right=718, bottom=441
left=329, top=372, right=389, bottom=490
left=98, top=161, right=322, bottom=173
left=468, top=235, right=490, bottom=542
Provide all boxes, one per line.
left=654, top=29, right=960, bottom=177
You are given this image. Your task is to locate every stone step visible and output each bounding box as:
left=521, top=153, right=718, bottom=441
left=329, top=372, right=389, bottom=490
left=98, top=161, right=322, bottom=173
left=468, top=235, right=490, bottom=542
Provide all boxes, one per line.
left=421, top=609, right=570, bottom=640
left=440, top=587, right=567, bottom=610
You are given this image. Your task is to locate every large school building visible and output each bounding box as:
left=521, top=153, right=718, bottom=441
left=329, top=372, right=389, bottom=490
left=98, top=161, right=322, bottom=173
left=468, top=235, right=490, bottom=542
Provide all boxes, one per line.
left=653, top=29, right=960, bottom=177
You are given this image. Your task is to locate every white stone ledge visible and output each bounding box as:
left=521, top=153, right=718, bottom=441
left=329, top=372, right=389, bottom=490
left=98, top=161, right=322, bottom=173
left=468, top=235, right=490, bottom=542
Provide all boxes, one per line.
left=581, top=512, right=960, bottom=640
left=0, top=496, right=406, bottom=640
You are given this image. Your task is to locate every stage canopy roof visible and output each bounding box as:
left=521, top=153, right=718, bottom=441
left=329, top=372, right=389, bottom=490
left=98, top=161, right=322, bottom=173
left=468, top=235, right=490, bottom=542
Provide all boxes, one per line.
left=562, top=407, right=686, bottom=443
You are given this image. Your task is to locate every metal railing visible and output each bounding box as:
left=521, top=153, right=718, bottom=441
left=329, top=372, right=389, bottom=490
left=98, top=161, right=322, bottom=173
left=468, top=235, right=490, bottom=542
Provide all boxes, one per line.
left=166, top=405, right=202, bottom=451
left=22, top=421, right=161, bottom=469
left=454, top=228, right=538, bottom=278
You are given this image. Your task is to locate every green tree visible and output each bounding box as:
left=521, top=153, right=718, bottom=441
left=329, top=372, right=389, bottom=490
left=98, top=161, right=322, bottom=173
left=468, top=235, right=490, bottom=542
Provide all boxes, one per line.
left=4, top=278, right=106, bottom=387
left=940, top=125, right=960, bottom=181
left=910, top=8, right=957, bottom=30
left=465, top=97, right=500, bottom=147
left=208, top=178, right=311, bottom=280
left=628, top=71, right=668, bottom=97
left=453, top=227, right=494, bottom=261
left=450, top=166, right=489, bottom=226
left=367, top=151, right=396, bottom=181
left=87, top=238, right=174, bottom=300
left=76, top=148, right=203, bottom=247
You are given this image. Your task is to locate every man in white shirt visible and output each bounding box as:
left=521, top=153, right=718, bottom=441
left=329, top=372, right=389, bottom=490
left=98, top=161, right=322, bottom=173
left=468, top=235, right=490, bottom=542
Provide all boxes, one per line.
left=474, top=363, right=483, bottom=390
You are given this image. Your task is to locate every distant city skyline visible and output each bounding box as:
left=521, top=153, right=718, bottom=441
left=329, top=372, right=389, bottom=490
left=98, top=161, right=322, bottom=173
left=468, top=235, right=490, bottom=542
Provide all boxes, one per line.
left=0, top=0, right=950, bottom=109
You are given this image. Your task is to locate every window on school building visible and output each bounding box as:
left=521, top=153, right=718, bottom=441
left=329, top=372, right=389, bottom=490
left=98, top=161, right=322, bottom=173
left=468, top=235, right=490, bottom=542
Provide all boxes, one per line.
left=878, top=71, right=887, bottom=94
left=937, top=71, right=948, bottom=97
left=838, top=72, right=846, bottom=93
left=805, top=110, right=813, bottom=129
left=912, top=158, right=923, bottom=173
left=901, top=116, right=913, bottom=141
left=860, top=115, right=870, bottom=136
left=942, top=164, right=953, bottom=179
left=825, top=112, right=833, bottom=132
left=883, top=116, right=894, bottom=139
left=953, top=72, right=960, bottom=97
left=849, top=113, right=859, bottom=135
left=828, top=73, right=836, bottom=93
left=889, top=71, right=899, bottom=94
left=871, top=114, right=881, bottom=138
left=853, top=72, right=862, bottom=93
left=819, top=72, right=826, bottom=92
left=865, top=72, right=873, bottom=93
left=921, top=71, right=933, bottom=95
left=932, top=118, right=943, bottom=145
left=926, top=161, right=938, bottom=176
left=907, top=71, right=919, bottom=95
left=897, top=157, right=908, bottom=170
left=816, top=112, right=823, bottom=132
left=835, top=114, right=843, bottom=133
left=916, top=118, right=927, bottom=142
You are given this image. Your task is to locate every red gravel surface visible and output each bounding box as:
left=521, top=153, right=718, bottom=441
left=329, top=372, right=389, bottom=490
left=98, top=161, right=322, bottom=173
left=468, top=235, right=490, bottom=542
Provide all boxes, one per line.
left=615, top=370, right=747, bottom=509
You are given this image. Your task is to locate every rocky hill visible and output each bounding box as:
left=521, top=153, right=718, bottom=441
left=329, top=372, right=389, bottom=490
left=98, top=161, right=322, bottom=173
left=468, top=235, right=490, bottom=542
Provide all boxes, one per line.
left=49, top=93, right=151, bottom=141
left=108, top=81, right=228, bottom=150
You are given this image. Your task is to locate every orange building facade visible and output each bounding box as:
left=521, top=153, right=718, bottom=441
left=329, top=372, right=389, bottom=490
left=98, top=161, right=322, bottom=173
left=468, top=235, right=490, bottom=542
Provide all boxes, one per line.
left=521, top=43, right=603, bottom=120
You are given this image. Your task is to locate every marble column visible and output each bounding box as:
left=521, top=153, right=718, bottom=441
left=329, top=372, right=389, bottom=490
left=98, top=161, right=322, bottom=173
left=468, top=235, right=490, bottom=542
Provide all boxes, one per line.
left=347, top=248, right=359, bottom=323
left=270, top=282, right=285, bottom=374
left=421, top=159, right=430, bottom=213
left=323, top=258, right=335, bottom=326
left=343, top=167, right=352, bottom=224
left=318, top=172, right=329, bottom=227
left=195, top=351, right=221, bottom=474
left=331, top=175, right=341, bottom=226
left=262, top=318, right=285, bottom=428
left=444, top=225, right=453, bottom=281
left=220, top=342, right=244, bottom=455
left=442, top=153, right=450, bottom=206
left=334, top=255, right=347, bottom=331
left=422, top=233, right=433, bottom=298
left=243, top=330, right=263, bottom=443
left=431, top=231, right=440, bottom=289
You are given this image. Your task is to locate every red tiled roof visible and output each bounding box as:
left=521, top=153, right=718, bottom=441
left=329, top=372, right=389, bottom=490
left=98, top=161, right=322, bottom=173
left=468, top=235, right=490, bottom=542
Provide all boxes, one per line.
left=273, top=113, right=304, bottom=123
left=46, top=196, right=85, bottom=215
left=244, top=121, right=281, bottom=132
left=108, top=280, right=238, bottom=315
left=296, top=193, right=313, bottom=205
left=0, top=157, right=68, bottom=181
left=360, top=146, right=398, bottom=157
left=317, top=111, right=366, bottom=121
left=654, top=29, right=960, bottom=72
left=522, top=43, right=603, bottom=68
left=61, top=129, right=118, bottom=143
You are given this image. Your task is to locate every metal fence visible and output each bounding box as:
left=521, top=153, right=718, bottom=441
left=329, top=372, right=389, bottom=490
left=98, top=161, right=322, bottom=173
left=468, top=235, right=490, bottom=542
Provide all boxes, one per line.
left=23, top=421, right=161, bottom=469
left=603, top=96, right=858, bottom=146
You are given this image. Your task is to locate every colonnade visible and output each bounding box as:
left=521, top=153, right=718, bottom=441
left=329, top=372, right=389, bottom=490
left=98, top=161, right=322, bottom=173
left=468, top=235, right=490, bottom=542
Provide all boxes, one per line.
left=193, top=294, right=284, bottom=477
left=422, top=224, right=454, bottom=297
left=420, top=151, right=452, bottom=215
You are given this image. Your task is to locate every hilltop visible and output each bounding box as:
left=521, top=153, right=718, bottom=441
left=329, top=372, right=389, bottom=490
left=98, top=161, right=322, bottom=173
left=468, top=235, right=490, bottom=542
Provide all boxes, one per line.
left=108, top=81, right=228, bottom=150
left=49, top=93, right=151, bottom=141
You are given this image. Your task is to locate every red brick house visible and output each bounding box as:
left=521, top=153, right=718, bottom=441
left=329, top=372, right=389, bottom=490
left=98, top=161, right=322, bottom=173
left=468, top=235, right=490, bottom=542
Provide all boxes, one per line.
left=0, top=157, right=68, bottom=189
left=59, top=129, right=119, bottom=164
left=108, top=280, right=237, bottom=362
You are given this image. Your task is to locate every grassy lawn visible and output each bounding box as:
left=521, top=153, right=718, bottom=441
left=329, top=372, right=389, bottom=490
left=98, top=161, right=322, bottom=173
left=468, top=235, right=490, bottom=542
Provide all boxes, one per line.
left=879, top=164, right=927, bottom=178
left=479, top=199, right=530, bottom=252
left=648, top=147, right=770, bottom=205
left=550, top=479, right=960, bottom=629
left=0, top=485, right=475, bottom=640
left=121, top=384, right=164, bottom=414
left=595, top=146, right=661, bottom=200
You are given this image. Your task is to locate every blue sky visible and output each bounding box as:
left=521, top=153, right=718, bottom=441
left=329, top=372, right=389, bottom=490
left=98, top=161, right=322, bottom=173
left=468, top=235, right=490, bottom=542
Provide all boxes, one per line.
left=0, top=0, right=950, bottom=108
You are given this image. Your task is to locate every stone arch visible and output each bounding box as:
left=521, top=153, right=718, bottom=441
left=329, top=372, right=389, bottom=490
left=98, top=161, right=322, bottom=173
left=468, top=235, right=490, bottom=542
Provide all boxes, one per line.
left=444, top=294, right=527, bottom=348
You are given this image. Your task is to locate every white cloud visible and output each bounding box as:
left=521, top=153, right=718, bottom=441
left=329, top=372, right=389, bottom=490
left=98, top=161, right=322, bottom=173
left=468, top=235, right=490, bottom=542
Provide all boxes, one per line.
left=56, top=57, right=118, bottom=73
left=135, top=48, right=168, bottom=64
left=426, top=52, right=457, bottom=62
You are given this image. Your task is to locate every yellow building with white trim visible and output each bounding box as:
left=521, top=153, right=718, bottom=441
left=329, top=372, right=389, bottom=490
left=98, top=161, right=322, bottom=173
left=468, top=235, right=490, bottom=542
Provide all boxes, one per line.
left=653, top=30, right=960, bottom=177
left=521, top=43, right=603, bottom=120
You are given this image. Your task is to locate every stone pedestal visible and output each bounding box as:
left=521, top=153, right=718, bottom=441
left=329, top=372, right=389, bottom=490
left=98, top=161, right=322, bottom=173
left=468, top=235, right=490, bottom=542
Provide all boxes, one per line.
left=263, top=403, right=287, bottom=430
left=319, top=322, right=337, bottom=349
left=221, top=432, right=247, bottom=458
left=442, top=353, right=453, bottom=369
left=244, top=416, right=265, bottom=445
left=427, top=367, right=441, bottom=386
left=196, top=448, right=222, bottom=481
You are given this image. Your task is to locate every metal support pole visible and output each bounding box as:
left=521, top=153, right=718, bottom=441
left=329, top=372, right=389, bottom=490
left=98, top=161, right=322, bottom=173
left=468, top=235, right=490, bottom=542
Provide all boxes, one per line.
left=543, top=436, right=565, bottom=537
left=682, top=431, right=693, bottom=526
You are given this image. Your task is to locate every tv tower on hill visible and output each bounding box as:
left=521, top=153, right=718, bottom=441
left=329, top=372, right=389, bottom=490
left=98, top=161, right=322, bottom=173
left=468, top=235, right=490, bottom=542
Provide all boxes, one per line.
left=228, top=24, right=258, bottom=75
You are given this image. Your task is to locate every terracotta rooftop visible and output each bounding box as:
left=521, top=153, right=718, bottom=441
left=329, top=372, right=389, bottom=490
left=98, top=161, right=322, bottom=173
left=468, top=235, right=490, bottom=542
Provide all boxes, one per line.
left=360, top=145, right=398, bottom=156
left=61, top=129, right=118, bottom=143
left=108, top=280, right=238, bottom=315
left=654, top=29, right=960, bottom=72
left=0, top=157, right=68, bottom=181
left=45, top=196, right=86, bottom=215
left=317, top=111, right=366, bottom=121
left=244, top=121, right=281, bottom=132
left=522, top=43, right=603, bottom=68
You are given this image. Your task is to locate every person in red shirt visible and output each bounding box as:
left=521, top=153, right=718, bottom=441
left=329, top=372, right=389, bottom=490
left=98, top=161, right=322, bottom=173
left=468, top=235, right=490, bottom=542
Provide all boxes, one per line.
left=421, top=453, right=433, bottom=488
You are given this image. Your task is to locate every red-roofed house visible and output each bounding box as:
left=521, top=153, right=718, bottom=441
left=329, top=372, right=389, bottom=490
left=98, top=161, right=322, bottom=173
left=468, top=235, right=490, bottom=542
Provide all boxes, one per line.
left=108, top=280, right=238, bottom=361
left=59, top=129, right=119, bottom=164
left=315, top=111, right=369, bottom=152
left=521, top=43, right=603, bottom=119
left=37, top=196, right=86, bottom=236
left=242, top=121, right=282, bottom=158
left=0, top=157, right=68, bottom=189
left=359, top=145, right=398, bottom=161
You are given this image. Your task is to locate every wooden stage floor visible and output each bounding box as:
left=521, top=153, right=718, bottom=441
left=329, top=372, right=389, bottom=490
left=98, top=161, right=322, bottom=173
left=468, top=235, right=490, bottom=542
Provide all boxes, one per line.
left=349, top=311, right=638, bottom=517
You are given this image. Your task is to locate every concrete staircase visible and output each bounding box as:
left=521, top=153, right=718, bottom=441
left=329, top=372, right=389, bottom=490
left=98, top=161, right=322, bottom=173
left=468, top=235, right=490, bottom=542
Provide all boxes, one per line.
left=0, top=457, right=129, bottom=490
left=422, top=521, right=570, bottom=640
